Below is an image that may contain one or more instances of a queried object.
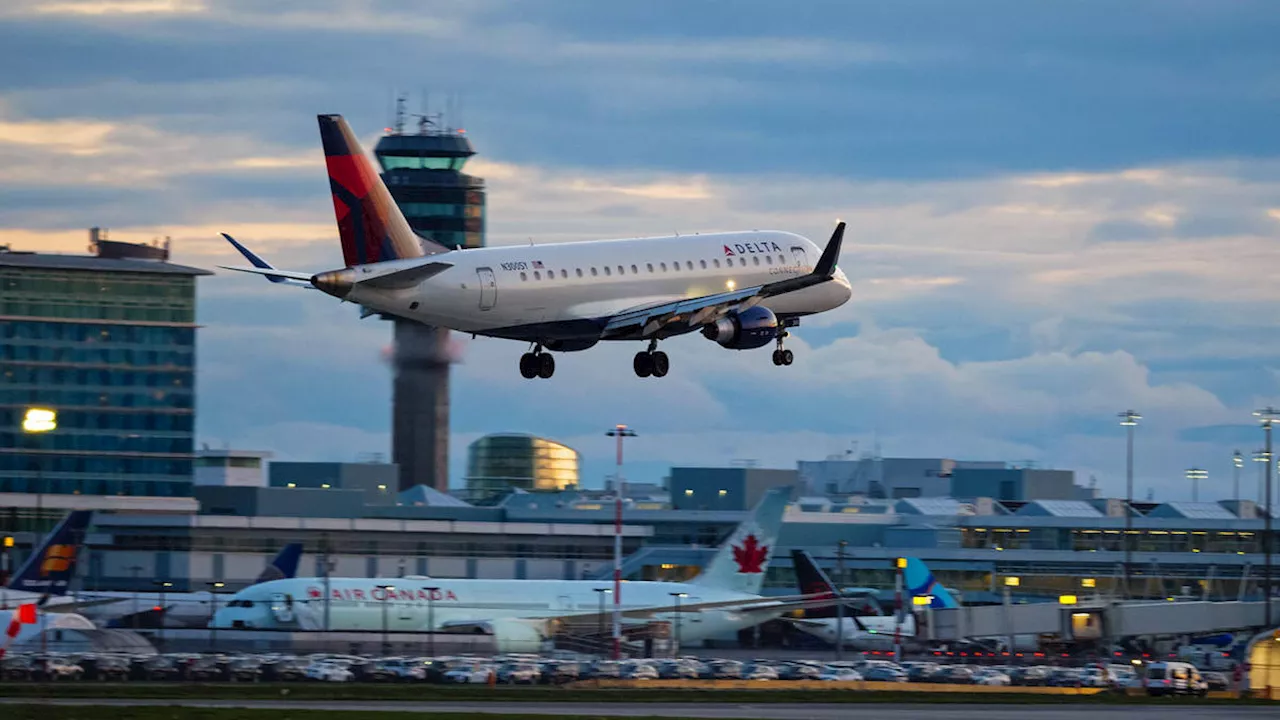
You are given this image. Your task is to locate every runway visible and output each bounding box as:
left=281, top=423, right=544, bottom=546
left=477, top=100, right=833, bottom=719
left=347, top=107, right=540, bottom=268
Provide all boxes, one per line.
left=1, top=698, right=1275, bottom=719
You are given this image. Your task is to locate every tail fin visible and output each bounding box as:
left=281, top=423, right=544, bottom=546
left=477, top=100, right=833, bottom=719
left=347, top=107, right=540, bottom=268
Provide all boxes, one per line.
left=252, top=542, right=303, bottom=585
left=690, top=487, right=791, bottom=595
left=8, top=510, right=92, bottom=597
left=317, top=114, right=432, bottom=266
left=904, top=557, right=958, bottom=609
left=792, top=549, right=837, bottom=599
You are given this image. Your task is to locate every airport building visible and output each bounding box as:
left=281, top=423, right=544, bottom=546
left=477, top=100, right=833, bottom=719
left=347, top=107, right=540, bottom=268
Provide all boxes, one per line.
left=463, top=433, right=581, bottom=504
left=0, top=233, right=208, bottom=532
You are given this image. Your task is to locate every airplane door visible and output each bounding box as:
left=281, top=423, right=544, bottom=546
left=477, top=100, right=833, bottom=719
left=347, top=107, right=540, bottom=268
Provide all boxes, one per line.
left=477, top=267, right=497, bottom=311
left=270, top=592, right=295, bottom=624
left=790, top=246, right=808, bottom=271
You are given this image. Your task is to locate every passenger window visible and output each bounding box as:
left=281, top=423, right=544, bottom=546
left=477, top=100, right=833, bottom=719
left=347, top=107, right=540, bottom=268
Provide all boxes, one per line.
left=590, top=267, right=598, bottom=276
left=631, top=264, right=638, bottom=274
left=765, top=255, right=772, bottom=265
left=752, top=256, right=760, bottom=266
left=560, top=269, right=568, bottom=279
left=646, top=263, right=654, bottom=272
left=672, top=262, right=680, bottom=272
left=603, top=266, right=611, bottom=276
left=617, top=265, right=624, bottom=275
left=713, top=259, right=720, bottom=268
left=520, top=272, right=527, bottom=281
left=778, top=255, right=786, bottom=264
left=576, top=268, right=583, bottom=277
left=546, top=272, right=554, bottom=281
left=700, top=260, right=707, bottom=269
left=660, top=263, right=667, bottom=271
left=686, top=261, right=693, bottom=270
left=533, top=271, right=541, bottom=280
left=739, top=257, right=746, bottom=267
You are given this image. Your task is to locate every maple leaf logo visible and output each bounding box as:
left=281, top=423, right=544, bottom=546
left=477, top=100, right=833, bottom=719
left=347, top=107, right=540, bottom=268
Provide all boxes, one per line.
left=732, top=534, right=768, bottom=574
left=307, top=587, right=322, bottom=599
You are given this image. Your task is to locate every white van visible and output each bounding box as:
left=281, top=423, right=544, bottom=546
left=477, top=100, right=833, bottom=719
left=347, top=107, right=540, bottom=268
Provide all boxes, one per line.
left=1143, top=661, right=1208, bottom=697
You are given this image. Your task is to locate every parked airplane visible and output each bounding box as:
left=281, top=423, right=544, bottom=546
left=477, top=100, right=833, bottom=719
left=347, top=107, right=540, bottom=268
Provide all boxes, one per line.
left=220, top=115, right=852, bottom=379
left=0, top=510, right=93, bottom=609
left=212, top=488, right=829, bottom=652
left=786, top=551, right=957, bottom=651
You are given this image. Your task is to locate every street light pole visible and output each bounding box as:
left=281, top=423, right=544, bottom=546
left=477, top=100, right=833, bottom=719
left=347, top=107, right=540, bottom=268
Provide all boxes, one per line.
left=1185, top=468, right=1207, bottom=503
left=153, top=581, right=172, bottom=651
left=605, top=424, right=637, bottom=660
left=1254, top=407, right=1278, bottom=629
left=1255, top=450, right=1270, bottom=506
left=668, top=592, right=686, bottom=657
left=835, top=541, right=847, bottom=661
left=206, top=581, right=224, bottom=654
left=1118, top=410, right=1141, bottom=598
left=376, top=584, right=396, bottom=656
left=423, top=586, right=439, bottom=658
left=21, top=409, right=57, bottom=540
left=1234, top=451, right=1244, bottom=506
left=594, top=588, right=610, bottom=657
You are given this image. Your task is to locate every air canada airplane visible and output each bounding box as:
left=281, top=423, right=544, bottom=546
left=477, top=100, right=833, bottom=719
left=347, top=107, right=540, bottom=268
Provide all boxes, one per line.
left=212, top=488, right=833, bottom=652
left=221, top=115, right=852, bottom=379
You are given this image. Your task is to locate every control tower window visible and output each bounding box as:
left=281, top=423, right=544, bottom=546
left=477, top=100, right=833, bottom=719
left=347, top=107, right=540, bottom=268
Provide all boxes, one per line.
left=380, top=156, right=468, bottom=171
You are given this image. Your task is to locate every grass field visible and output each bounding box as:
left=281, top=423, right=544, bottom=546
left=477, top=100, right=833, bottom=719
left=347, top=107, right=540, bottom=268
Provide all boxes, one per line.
left=1, top=708, right=703, bottom=720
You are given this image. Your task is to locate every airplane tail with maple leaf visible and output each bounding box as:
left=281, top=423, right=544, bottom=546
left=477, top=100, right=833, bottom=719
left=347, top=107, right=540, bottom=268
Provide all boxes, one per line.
left=689, top=486, right=791, bottom=595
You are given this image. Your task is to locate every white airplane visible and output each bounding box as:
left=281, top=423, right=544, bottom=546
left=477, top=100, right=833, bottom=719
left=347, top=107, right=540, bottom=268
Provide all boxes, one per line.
left=211, top=488, right=828, bottom=652
left=220, top=114, right=852, bottom=379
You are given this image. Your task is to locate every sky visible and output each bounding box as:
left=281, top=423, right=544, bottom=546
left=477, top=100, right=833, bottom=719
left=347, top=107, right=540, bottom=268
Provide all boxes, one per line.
left=3, top=0, right=1280, bottom=500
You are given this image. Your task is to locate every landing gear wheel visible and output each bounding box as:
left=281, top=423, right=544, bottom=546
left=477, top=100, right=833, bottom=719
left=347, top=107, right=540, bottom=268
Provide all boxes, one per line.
left=537, top=352, right=556, bottom=379
left=651, top=351, right=670, bottom=378
left=519, top=353, right=538, bottom=379
left=633, top=352, right=653, bottom=378
left=772, top=349, right=784, bottom=366
left=781, top=349, right=794, bottom=366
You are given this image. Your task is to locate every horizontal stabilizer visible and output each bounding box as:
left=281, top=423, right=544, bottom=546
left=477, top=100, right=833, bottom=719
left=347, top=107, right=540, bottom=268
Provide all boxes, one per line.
left=218, top=265, right=316, bottom=282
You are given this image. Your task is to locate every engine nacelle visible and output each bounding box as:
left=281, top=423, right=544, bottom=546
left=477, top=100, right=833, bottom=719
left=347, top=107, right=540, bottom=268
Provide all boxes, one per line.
left=701, top=306, right=778, bottom=350
left=440, top=618, right=550, bottom=654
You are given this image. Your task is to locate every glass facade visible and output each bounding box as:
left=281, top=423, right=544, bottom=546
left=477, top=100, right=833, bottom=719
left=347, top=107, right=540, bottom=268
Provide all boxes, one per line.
left=465, top=434, right=580, bottom=503
left=0, top=260, right=205, bottom=498
left=375, top=132, right=486, bottom=251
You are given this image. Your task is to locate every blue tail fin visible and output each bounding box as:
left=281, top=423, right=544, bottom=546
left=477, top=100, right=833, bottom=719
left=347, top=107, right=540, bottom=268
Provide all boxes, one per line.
left=904, top=557, right=958, bottom=609
left=8, top=510, right=92, bottom=596
left=253, top=542, right=303, bottom=584
left=690, top=487, right=791, bottom=595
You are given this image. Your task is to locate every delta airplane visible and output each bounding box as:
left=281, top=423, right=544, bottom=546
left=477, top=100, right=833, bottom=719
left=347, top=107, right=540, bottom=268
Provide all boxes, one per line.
left=220, top=115, right=852, bottom=379
left=212, top=488, right=830, bottom=652
left=786, top=550, right=958, bottom=651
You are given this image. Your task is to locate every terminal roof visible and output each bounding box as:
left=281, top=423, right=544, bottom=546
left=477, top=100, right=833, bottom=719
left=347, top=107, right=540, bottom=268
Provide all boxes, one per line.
left=0, top=252, right=211, bottom=276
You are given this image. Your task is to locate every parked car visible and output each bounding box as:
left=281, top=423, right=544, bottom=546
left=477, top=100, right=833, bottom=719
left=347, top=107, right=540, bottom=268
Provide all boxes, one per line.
left=741, top=663, right=779, bottom=681
left=186, top=656, right=225, bottom=681
left=229, top=657, right=263, bottom=682
left=972, top=669, right=1011, bottom=686
left=863, top=665, right=908, bottom=682
left=1143, top=662, right=1208, bottom=697
left=306, top=660, right=355, bottom=683
left=442, top=664, right=493, bottom=684
left=927, top=665, right=974, bottom=684
left=778, top=662, right=823, bottom=681
left=1202, top=671, right=1230, bottom=691
left=817, top=666, right=863, bottom=682
left=620, top=662, right=658, bottom=680
left=497, top=663, right=540, bottom=684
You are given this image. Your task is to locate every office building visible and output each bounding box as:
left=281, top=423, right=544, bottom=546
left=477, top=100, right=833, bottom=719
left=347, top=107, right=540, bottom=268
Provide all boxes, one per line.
left=464, top=433, right=580, bottom=503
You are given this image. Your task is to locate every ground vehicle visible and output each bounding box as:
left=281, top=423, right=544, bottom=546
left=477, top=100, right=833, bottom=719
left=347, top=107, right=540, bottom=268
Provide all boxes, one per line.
left=442, top=663, right=493, bottom=684
left=741, top=662, right=779, bottom=681
left=187, top=656, right=225, bottom=681
left=306, top=660, right=354, bottom=682
left=972, top=669, right=1011, bottom=686
left=863, top=665, right=907, bottom=682
left=43, top=657, right=84, bottom=681
left=1143, top=661, right=1208, bottom=697
left=620, top=661, right=659, bottom=680
left=817, top=666, right=863, bottom=682
left=928, top=665, right=974, bottom=684
left=229, top=657, right=263, bottom=682
left=497, top=663, right=540, bottom=684
left=1202, top=671, right=1230, bottom=691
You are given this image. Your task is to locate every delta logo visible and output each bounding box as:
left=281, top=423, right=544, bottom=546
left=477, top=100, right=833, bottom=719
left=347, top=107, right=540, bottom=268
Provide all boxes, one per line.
left=39, top=544, right=75, bottom=576
left=731, top=534, right=769, bottom=574
left=723, top=241, right=784, bottom=257
left=305, top=586, right=458, bottom=602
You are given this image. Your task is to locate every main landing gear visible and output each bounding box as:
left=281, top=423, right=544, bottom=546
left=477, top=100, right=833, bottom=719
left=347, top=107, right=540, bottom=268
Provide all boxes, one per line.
left=772, top=330, right=794, bottom=367
left=519, top=345, right=555, bottom=379
left=633, top=340, right=670, bottom=378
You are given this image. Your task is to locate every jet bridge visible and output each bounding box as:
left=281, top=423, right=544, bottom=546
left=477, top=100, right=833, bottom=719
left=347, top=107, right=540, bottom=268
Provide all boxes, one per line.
left=927, top=598, right=1280, bottom=641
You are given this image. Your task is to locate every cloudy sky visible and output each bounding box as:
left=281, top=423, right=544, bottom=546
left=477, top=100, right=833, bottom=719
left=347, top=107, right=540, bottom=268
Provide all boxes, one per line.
left=4, top=0, right=1280, bottom=500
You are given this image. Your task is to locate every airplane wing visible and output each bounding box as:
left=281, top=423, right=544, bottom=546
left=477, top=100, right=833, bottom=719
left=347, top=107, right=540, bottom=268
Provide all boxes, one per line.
left=600, top=222, right=845, bottom=341
left=219, top=233, right=316, bottom=287
left=543, top=592, right=839, bottom=633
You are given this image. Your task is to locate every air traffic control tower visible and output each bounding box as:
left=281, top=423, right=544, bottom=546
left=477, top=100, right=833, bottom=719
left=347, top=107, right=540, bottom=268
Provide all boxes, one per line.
left=374, top=104, right=485, bottom=492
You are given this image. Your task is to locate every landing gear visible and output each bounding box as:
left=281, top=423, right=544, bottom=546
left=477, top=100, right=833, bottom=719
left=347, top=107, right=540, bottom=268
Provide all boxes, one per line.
left=633, top=341, right=669, bottom=378
left=772, top=330, right=794, bottom=366
left=519, top=346, right=556, bottom=379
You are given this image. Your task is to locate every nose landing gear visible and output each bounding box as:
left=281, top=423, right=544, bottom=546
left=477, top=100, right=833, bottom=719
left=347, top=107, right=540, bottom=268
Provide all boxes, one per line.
left=633, top=339, right=669, bottom=378
left=519, top=345, right=556, bottom=379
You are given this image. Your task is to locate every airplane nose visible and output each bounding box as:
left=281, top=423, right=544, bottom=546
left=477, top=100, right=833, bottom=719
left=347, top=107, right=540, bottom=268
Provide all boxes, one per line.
left=311, top=268, right=355, bottom=299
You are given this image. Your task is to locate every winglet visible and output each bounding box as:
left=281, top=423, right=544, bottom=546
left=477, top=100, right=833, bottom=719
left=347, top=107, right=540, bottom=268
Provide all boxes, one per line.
left=813, top=221, right=845, bottom=278
left=222, top=233, right=289, bottom=284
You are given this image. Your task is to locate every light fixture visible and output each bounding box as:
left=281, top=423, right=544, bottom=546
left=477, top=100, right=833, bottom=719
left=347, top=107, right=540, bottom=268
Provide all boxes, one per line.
left=22, top=408, right=57, bottom=433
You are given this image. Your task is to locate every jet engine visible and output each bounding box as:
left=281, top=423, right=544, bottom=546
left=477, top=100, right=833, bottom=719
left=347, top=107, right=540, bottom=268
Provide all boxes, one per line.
left=701, top=306, right=778, bottom=350
left=439, top=618, right=550, bottom=654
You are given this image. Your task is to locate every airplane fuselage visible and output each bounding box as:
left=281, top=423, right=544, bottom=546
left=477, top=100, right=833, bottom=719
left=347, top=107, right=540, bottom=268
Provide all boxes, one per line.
left=342, top=231, right=851, bottom=344
left=794, top=614, right=919, bottom=651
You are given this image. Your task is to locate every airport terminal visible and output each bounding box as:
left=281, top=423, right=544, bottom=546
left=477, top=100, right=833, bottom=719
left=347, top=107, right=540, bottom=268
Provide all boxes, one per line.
left=1, top=103, right=1278, bottom=695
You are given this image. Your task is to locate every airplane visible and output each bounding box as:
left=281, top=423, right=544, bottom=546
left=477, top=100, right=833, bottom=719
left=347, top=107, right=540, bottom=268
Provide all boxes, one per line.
left=786, top=551, right=957, bottom=651
left=219, top=114, right=852, bottom=379
left=0, top=510, right=94, bottom=610
left=212, top=488, right=833, bottom=652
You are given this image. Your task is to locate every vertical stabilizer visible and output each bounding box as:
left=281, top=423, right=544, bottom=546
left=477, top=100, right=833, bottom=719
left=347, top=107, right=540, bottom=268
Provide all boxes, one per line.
left=690, top=487, right=791, bottom=595
left=317, top=114, right=431, bottom=266
left=253, top=542, right=303, bottom=585
left=904, top=557, right=958, bottom=609
left=8, top=510, right=92, bottom=597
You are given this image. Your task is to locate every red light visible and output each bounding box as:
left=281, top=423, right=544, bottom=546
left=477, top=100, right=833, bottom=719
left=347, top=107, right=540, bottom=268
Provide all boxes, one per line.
left=1114, top=651, right=1121, bottom=656
left=1060, top=653, right=1069, bottom=658
left=152, top=606, right=162, bottom=612
left=1015, top=653, right=1024, bottom=657
left=933, top=651, right=941, bottom=656
left=457, top=129, right=466, bottom=134
left=1002, top=652, right=1010, bottom=657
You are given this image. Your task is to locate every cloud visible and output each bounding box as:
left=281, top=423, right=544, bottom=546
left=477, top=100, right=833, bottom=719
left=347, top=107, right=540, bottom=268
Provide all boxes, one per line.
left=27, top=0, right=206, bottom=16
